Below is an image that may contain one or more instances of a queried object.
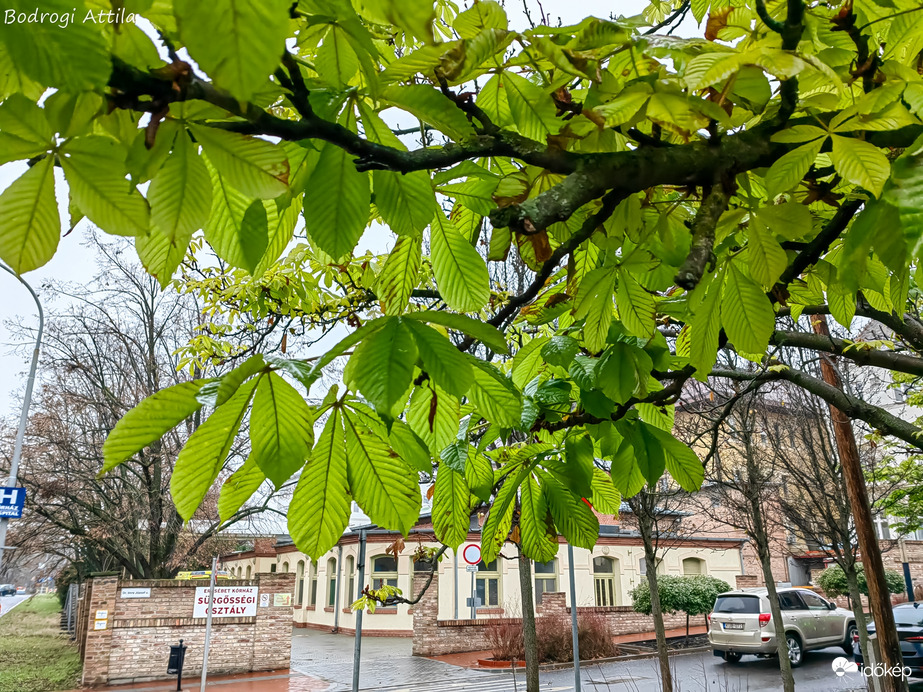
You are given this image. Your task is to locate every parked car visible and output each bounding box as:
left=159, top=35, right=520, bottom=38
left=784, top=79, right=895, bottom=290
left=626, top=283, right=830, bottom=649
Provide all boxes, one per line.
left=853, top=602, right=923, bottom=676
left=709, top=587, right=857, bottom=667
left=0, top=584, right=16, bottom=596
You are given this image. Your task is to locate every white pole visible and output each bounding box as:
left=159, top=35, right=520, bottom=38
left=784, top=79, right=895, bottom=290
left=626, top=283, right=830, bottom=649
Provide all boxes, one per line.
left=0, top=264, right=43, bottom=573
left=200, top=556, right=218, bottom=692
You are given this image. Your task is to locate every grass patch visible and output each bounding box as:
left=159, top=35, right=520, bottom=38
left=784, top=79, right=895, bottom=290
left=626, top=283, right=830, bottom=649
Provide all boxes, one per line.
left=0, top=595, right=81, bottom=692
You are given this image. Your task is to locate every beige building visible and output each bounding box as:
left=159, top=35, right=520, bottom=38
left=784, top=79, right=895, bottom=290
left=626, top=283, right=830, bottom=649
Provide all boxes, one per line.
left=221, top=509, right=747, bottom=639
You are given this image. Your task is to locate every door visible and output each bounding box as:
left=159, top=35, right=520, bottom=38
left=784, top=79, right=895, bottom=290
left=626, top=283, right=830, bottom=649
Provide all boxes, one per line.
left=778, top=590, right=817, bottom=645
left=799, top=590, right=841, bottom=643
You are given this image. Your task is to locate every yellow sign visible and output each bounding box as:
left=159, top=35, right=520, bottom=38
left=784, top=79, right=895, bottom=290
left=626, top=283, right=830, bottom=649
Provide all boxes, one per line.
left=273, top=593, right=292, bottom=607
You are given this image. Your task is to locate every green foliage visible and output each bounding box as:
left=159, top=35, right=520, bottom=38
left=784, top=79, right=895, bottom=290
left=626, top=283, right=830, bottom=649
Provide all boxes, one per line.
left=816, top=564, right=907, bottom=599
left=630, top=574, right=732, bottom=618
left=8, top=0, right=920, bottom=566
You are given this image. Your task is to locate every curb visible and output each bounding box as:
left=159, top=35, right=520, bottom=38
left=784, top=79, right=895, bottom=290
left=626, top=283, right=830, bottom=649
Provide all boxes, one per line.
left=470, top=645, right=713, bottom=672
left=0, top=593, right=31, bottom=619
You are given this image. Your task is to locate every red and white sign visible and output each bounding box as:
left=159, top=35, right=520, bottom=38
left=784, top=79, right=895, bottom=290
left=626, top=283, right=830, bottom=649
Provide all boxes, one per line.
left=462, top=543, right=482, bottom=565
left=193, top=586, right=258, bottom=618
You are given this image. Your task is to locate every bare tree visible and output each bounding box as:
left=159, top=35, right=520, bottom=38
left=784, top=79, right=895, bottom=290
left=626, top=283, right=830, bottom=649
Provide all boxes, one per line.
left=1, top=239, right=286, bottom=580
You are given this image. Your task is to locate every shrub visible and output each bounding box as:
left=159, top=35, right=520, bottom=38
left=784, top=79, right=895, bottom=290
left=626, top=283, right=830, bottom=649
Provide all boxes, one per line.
left=630, top=574, right=731, bottom=639
left=486, top=613, right=617, bottom=663
left=816, top=564, right=906, bottom=599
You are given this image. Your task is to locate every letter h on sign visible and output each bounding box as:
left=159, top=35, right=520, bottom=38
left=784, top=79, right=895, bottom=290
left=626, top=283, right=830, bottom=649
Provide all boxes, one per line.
left=0, top=488, right=25, bottom=519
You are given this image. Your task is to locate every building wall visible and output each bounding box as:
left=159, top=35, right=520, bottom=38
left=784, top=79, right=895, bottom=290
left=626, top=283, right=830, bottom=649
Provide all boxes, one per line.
left=223, top=533, right=745, bottom=640
left=79, top=573, right=294, bottom=686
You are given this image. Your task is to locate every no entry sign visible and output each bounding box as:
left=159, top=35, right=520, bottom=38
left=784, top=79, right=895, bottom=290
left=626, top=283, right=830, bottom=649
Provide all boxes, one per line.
left=462, top=543, right=481, bottom=565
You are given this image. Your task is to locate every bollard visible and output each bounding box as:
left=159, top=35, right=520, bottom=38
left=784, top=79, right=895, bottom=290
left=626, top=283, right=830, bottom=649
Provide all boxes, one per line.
left=167, top=639, right=187, bottom=691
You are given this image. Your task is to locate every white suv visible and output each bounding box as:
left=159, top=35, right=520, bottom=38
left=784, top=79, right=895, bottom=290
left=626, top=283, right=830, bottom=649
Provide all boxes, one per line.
left=708, top=588, right=857, bottom=666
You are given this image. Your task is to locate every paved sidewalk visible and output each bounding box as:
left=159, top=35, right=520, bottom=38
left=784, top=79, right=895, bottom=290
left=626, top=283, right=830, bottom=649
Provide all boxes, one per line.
left=69, top=670, right=329, bottom=692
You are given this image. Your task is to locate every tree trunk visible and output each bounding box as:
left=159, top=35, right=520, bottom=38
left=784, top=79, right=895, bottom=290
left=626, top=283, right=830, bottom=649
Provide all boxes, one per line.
left=743, top=439, right=795, bottom=692
left=637, top=510, right=673, bottom=692
left=812, top=315, right=907, bottom=692
left=845, top=560, right=871, bottom=667
left=518, top=547, right=539, bottom=692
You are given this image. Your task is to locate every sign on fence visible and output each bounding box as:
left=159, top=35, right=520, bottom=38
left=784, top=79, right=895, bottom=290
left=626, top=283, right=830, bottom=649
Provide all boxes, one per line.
left=193, top=586, right=259, bottom=618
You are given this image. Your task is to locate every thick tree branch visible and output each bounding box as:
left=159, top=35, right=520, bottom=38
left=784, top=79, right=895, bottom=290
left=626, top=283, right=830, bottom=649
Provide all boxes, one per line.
left=771, top=329, right=923, bottom=377
left=675, top=181, right=733, bottom=290
left=711, top=367, right=923, bottom=450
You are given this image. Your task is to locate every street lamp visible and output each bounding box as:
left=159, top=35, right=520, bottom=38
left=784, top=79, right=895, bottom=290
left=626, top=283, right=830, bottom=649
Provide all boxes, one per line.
left=0, top=263, right=44, bottom=573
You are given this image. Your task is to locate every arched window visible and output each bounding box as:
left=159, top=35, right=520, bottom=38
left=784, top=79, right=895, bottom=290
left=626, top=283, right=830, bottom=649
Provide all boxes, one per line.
left=246, top=565, right=252, bottom=579
left=327, top=557, right=338, bottom=607
left=371, top=555, right=398, bottom=590
left=682, top=557, right=706, bottom=576
left=476, top=559, right=500, bottom=608
left=309, top=562, right=318, bottom=606
left=593, top=556, right=620, bottom=606
left=345, top=556, right=355, bottom=606
left=534, top=559, right=558, bottom=605
left=282, top=561, right=289, bottom=573
left=296, top=560, right=305, bottom=605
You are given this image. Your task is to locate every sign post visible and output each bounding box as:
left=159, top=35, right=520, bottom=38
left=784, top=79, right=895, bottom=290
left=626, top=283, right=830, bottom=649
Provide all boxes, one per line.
left=462, top=544, right=481, bottom=620
left=200, top=556, right=218, bottom=692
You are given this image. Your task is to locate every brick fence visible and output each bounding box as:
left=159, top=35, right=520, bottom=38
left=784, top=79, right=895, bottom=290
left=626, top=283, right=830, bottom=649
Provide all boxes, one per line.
left=411, top=572, right=692, bottom=657
left=79, top=573, right=294, bottom=686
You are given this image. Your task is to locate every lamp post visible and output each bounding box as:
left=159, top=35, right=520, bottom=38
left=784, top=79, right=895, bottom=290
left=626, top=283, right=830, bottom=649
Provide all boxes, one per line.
left=0, top=263, right=43, bottom=573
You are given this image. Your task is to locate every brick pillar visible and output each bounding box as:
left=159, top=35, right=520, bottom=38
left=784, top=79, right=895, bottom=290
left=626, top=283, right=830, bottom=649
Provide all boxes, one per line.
left=736, top=574, right=759, bottom=589
left=411, top=570, right=439, bottom=656
left=252, top=572, right=295, bottom=671
left=537, top=592, right=567, bottom=623
left=81, top=577, right=119, bottom=686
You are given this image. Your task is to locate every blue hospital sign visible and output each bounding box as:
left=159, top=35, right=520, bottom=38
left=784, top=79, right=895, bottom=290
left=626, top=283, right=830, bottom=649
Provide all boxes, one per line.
left=0, top=487, right=25, bottom=519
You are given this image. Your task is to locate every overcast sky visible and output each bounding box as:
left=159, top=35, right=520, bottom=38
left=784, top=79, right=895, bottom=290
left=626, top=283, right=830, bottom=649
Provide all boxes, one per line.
left=0, top=0, right=694, bottom=417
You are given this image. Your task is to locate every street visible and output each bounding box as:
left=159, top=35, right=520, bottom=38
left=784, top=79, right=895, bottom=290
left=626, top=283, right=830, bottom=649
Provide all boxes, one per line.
left=290, top=630, right=894, bottom=691
left=0, top=593, right=28, bottom=617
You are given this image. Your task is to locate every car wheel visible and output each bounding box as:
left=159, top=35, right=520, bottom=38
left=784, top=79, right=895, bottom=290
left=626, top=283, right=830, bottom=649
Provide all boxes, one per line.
left=843, top=622, right=858, bottom=654
left=724, top=652, right=742, bottom=664
left=786, top=633, right=804, bottom=667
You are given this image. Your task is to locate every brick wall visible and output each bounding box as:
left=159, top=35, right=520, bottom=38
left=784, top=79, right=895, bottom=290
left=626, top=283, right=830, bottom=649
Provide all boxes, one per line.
left=80, top=573, right=294, bottom=686
left=411, top=571, right=694, bottom=657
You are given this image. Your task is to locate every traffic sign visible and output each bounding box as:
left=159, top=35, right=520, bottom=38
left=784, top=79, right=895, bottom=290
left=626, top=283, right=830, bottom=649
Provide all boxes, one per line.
left=462, top=543, right=481, bottom=565
left=465, top=564, right=478, bottom=573
left=0, top=487, right=25, bottom=519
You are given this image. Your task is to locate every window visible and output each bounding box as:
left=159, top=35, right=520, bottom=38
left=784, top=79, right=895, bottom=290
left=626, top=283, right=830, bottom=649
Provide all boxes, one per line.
left=639, top=558, right=664, bottom=575
left=534, top=559, right=557, bottom=605
left=282, top=561, right=289, bottom=573
left=682, top=558, right=705, bottom=576
left=372, top=555, right=398, bottom=590
left=799, top=591, right=830, bottom=611
left=874, top=515, right=892, bottom=540
left=246, top=565, right=252, bottom=579
left=777, top=592, right=805, bottom=611
left=295, top=560, right=305, bottom=605
left=714, top=595, right=760, bottom=614
left=327, top=558, right=338, bottom=607
left=345, top=556, right=355, bottom=606
left=270, top=563, right=277, bottom=573
left=309, top=562, right=318, bottom=606
left=476, top=559, right=500, bottom=608
left=593, top=557, right=619, bottom=607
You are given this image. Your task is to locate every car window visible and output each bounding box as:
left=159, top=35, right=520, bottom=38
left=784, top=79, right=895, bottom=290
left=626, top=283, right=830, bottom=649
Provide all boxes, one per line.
left=799, top=591, right=830, bottom=611
left=894, top=607, right=923, bottom=626
left=777, top=592, right=805, bottom=611
left=714, top=595, right=761, bottom=614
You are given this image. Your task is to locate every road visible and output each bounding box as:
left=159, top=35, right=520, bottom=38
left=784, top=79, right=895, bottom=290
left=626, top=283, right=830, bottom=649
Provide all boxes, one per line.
left=290, top=629, right=908, bottom=691
left=0, top=593, right=28, bottom=617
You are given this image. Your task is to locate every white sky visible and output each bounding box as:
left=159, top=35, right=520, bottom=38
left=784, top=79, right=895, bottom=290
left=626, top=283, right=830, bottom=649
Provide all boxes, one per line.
left=0, top=0, right=694, bottom=416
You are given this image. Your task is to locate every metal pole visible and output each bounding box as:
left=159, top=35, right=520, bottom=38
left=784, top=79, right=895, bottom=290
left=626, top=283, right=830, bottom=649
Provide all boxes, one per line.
left=0, top=264, right=43, bottom=572
left=453, top=550, right=458, bottom=620
left=333, top=544, right=343, bottom=632
left=901, top=539, right=915, bottom=602
left=470, top=569, right=476, bottom=619
left=567, top=543, right=582, bottom=692
left=200, top=556, right=218, bottom=692
left=352, top=530, right=366, bottom=692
